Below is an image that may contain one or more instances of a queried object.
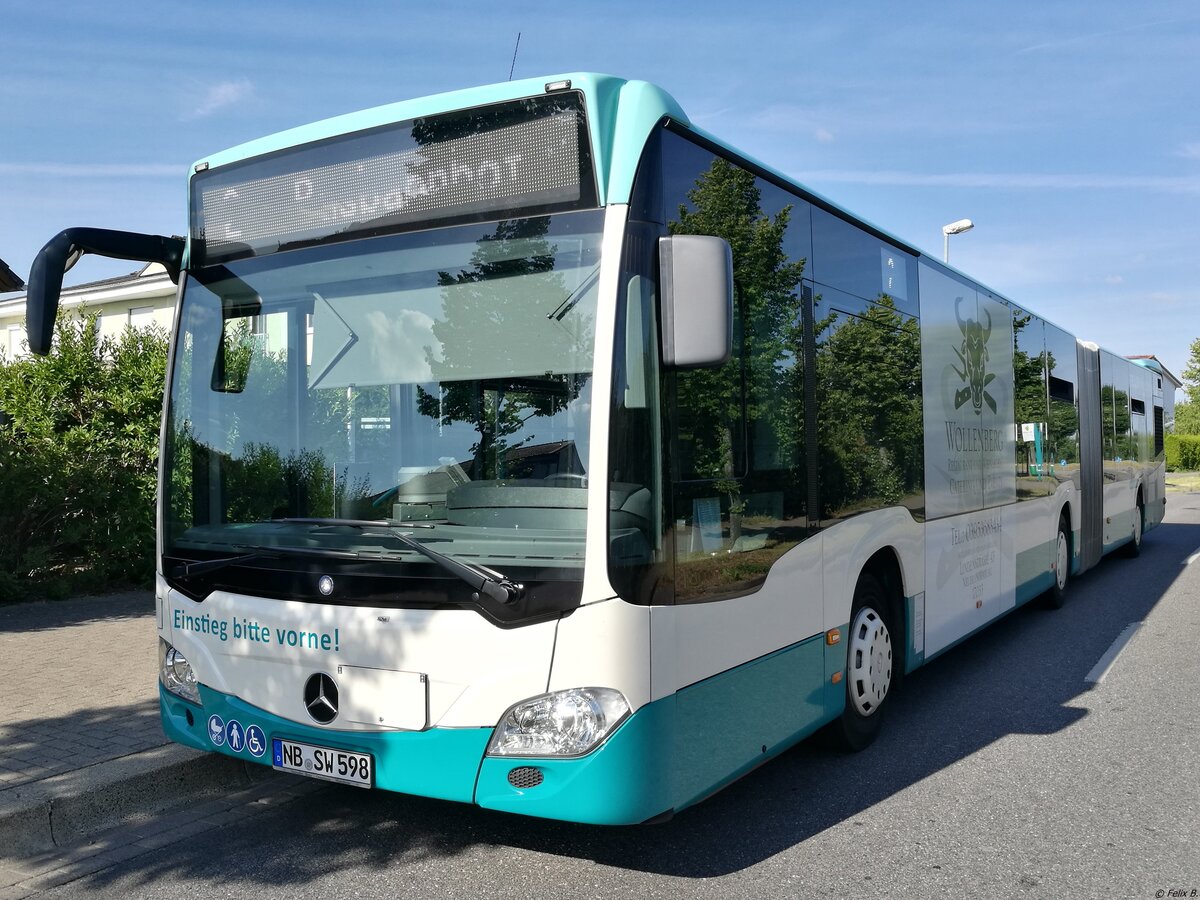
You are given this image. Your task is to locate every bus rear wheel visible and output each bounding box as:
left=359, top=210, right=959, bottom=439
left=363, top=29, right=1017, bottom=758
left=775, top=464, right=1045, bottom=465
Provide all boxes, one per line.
left=831, top=573, right=894, bottom=752
left=1123, top=498, right=1144, bottom=558
left=1045, top=516, right=1071, bottom=610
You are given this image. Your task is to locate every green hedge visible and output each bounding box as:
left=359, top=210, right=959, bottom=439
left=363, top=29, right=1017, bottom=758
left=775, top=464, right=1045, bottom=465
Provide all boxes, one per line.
left=1165, top=433, right=1200, bottom=472
left=0, top=312, right=167, bottom=601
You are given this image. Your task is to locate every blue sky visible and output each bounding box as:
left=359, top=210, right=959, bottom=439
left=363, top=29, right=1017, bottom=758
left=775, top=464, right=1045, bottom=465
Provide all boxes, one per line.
left=2, top=1, right=1198, bottom=390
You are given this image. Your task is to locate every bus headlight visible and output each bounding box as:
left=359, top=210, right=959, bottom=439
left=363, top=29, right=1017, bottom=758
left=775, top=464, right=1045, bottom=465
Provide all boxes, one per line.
left=487, top=688, right=630, bottom=758
left=159, top=639, right=200, bottom=704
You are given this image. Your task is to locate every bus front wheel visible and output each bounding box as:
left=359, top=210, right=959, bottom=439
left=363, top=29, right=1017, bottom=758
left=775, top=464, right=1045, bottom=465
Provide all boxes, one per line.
left=832, top=574, right=894, bottom=752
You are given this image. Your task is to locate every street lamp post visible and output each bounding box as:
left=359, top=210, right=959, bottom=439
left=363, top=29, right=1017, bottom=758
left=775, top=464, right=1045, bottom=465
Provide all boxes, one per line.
left=942, top=218, right=974, bottom=263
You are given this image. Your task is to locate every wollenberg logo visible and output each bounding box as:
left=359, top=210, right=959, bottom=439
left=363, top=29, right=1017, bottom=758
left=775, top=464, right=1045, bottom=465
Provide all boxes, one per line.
left=950, top=297, right=997, bottom=415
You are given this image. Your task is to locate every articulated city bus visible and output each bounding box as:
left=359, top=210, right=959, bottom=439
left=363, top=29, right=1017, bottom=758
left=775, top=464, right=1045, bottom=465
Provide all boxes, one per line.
left=26, top=73, right=1165, bottom=824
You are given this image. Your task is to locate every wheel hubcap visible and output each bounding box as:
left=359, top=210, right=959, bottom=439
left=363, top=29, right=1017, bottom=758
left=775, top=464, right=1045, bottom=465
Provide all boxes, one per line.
left=1056, top=532, right=1069, bottom=591
left=848, top=606, right=892, bottom=717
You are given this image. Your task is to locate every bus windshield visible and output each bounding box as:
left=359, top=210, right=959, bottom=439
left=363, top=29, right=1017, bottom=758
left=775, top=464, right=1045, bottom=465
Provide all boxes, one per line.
left=163, top=209, right=603, bottom=603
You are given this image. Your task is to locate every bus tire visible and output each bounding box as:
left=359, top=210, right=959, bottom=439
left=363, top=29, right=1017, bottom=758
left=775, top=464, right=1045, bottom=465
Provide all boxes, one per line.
left=1123, top=496, right=1144, bottom=558
left=831, top=573, right=894, bottom=752
left=1044, top=515, right=1071, bottom=610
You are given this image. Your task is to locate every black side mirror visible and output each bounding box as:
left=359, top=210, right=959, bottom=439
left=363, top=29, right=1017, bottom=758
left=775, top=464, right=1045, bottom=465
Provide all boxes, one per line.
left=26, top=228, right=185, bottom=355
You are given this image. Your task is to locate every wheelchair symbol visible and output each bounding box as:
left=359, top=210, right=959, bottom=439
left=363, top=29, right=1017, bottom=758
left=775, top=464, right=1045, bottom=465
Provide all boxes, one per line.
left=245, top=724, right=267, bottom=759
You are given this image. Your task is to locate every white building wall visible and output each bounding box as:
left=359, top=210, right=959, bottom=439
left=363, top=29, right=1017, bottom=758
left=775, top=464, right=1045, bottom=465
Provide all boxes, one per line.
left=0, top=265, right=176, bottom=358
left=5, top=324, right=26, bottom=358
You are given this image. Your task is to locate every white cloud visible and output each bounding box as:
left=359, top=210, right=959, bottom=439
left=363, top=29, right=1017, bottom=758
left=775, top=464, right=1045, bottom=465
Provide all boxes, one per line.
left=1016, top=18, right=1189, bottom=54
left=186, top=79, right=254, bottom=120
left=1146, top=291, right=1185, bottom=306
left=815, top=127, right=835, bottom=144
left=1104, top=274, right=1124, bottom=285
left=1178, top=143, right=1200, bottom=160
left=364, top=308, right=440, bottom=384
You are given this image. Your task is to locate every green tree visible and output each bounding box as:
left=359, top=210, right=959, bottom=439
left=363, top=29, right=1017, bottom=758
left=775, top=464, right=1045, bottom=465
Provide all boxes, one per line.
left=669, top=158, right=806, bottom=502
left=419, top=217, right=589, bottom=479
left=663, top=156, right=809, bottom=601
left=1174, top=399, right=1200, bottom=435
left=1183, top=336, right=1200, bottom=406
left=1177, top=337, right=1200, bottom=437
left=0, top=312, right=168, bottom=599
left=815, top=297, right=922, bottom=515
left=167, top=313, right=346, bottom=532
left=1012, top=312, right=1046, bottom=426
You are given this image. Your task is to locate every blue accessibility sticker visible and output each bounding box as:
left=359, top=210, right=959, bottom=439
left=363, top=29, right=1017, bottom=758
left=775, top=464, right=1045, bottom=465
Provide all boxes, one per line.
left=207, top=714, right=226, bottom=746
left=245, top=724, right=267, bottom=759
left=225, top=718, right=246, bottom=753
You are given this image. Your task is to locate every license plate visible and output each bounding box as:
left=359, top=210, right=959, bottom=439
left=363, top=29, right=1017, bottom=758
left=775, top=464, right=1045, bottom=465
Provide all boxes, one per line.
left=272, top=738, right=373, bottom=788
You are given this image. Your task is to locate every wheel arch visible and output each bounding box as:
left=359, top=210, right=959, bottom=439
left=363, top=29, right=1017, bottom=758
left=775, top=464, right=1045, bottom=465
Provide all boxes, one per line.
left=858, top=546, right=908, bottom=684
left=820, top=510, right=922, bottom=677
left=1057, top=497, right=1073, bottom=529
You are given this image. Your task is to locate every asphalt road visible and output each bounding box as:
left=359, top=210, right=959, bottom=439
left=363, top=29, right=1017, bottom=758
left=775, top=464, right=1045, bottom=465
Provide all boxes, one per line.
left=39, top=497, right=1200, bottom=899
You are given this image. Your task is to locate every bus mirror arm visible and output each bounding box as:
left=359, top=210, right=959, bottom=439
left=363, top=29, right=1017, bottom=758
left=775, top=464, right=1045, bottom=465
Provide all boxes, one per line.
left=658, top=234, right=734, bottom=369
left=26, top=228, right=185, bottom=356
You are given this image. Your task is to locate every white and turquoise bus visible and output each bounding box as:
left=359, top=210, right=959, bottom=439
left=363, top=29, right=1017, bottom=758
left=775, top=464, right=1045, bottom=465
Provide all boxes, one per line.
left=26, top=74, right=1165, bottom=824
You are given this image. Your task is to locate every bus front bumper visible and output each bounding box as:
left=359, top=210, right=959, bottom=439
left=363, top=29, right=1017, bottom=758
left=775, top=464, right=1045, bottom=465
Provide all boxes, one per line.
left=159, top=683, right=671, bottom=824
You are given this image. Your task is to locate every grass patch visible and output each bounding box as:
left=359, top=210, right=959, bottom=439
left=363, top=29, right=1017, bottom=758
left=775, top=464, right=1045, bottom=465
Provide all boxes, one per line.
left=1166, top=471, right=1200, bottom=493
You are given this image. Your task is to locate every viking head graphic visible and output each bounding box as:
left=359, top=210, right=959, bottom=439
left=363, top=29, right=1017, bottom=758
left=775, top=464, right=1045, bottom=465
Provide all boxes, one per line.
left=951, top=297, right=997, bottom=415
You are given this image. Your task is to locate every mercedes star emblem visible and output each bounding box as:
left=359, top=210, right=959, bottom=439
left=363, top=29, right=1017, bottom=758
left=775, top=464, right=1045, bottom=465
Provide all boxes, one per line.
left=303, top=672, right=339, bottom=724
left=318, top=575, right=334, bottom=596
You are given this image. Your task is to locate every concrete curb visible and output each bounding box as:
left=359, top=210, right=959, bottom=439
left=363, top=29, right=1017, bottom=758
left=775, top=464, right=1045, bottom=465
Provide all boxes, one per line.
left=0, top=744, right=262, bottom=859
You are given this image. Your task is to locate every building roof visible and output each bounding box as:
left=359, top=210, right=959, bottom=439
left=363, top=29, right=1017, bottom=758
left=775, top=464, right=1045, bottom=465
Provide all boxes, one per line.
left=0, top=263, right=173, bottom=316
left=1127, top=355, right=1183, bottom=389
left=0, top=257, right=24, bottom=292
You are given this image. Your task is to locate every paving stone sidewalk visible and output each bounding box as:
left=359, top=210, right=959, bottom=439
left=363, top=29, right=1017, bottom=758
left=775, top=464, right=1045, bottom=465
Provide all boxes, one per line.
left=0, top=592, right=166, bottom=795
left=0, top=591, right=262, bottom=864
left=0, top=592, right=309, bottom=894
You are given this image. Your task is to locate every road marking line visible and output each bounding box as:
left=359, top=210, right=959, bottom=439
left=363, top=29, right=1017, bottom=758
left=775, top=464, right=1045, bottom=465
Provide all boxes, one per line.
left=1186, top=551, right=1200, bottom=566
left=1085, top=622, right=1142, bottom=684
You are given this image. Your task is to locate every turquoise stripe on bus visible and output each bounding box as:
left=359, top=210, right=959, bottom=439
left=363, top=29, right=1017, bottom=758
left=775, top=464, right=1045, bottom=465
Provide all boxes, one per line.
left=195, top=73, right=618, bottom=174
left=1015, top=540, right=1056, bottom=606
left=189, top=74, right=692, bottom=211
left=475, top=701, right=673, bottom=825
left=672, top=633, right=827, bottom=811
left=163, top=635, right=841, bottom=824
left=159, top=684, right=490, bottom=803
left=922, top=550, right=1068, bottom=665
left=904, top=595, right=926, bottom=671
left=477, top=634, right=835, bottom=824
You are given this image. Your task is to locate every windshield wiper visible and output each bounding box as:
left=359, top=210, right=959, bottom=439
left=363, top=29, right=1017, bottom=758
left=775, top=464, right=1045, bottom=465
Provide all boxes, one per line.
left=170, top=550, right=280, bottom=581
left=273, top=518, right=526, bottom=605
left=171, top=543, right=371, bottom=582
left=548, top=262, right=600, bottom=322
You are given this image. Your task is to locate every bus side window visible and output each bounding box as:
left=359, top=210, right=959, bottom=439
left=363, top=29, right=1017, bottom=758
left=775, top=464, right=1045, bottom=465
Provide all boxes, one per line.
left=1012, top=308, right=1054, bottom=498
left=666, top=164, right=810, bottom=603
left=1045, top=323, right=1079, bottom=480
left=607, top=266, right=668, bottom=605
left=813, top=292, right=923, bottom=524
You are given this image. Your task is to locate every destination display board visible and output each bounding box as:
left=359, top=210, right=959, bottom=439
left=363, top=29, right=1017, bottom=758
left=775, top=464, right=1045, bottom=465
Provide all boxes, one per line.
left=191, top=93, right=596, bottom=265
